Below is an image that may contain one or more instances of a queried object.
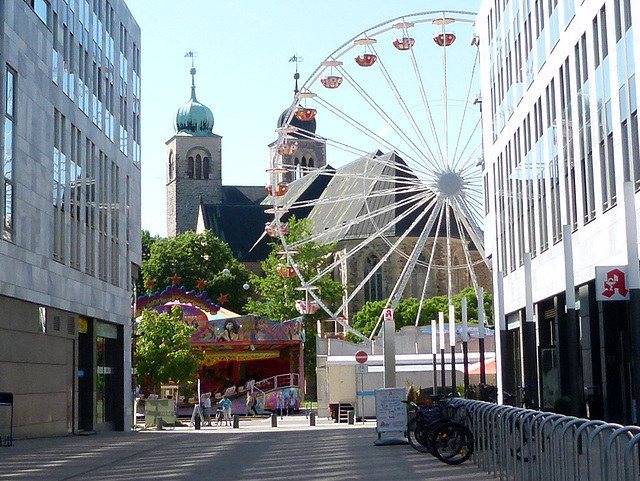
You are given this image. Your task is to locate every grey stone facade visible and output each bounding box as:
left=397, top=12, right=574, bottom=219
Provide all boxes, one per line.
left=166, top=133, right=222, bottom=236
left=0, top=0, right=141, bottom=438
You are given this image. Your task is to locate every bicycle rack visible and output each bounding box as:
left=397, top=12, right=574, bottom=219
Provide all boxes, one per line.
left=623, top=433, right=640, bottom=481
left=586, top=423, right=623, bottom=481
left=604, top=426, right=640, bottom=480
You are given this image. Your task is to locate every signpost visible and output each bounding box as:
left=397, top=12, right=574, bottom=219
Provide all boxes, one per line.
left=355, top=350, right=368, bottom=423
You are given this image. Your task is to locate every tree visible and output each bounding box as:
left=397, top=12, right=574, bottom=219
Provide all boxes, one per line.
left=135, top=306, right=204, bottom=392
left=135, top=230, right=160, bottom=296
left=141, top=230, right=250, bottom=313
left=350, top=287, right=494, bottom=338
left=245, top=217, right=344, bottom=399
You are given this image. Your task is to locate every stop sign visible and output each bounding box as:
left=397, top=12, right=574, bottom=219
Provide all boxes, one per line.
left=355, top=350, right=368, bottom=364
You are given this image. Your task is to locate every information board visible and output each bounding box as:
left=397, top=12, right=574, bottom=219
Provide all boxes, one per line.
left=374, top=387, right=406, bottom=434
left=144, top=399, right=176, bottom=427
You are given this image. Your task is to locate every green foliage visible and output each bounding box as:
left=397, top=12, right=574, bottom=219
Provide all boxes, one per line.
left=349, top=287, right=494, bottom=339
left=136, top=230, right=160, bottom=296
left=135, top=306, right=204, bottom=391
left=245, top=217, right=344, bottom=400
left=141, top=230, right=250, bottom=313
left=245, top=216, right=343, bottom=321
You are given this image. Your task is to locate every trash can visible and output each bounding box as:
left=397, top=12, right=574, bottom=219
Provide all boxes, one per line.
left=0, top=392, right=13, bottom=447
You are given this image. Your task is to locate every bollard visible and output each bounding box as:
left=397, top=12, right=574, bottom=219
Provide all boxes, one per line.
left=233, top=414, right=239, bottom=429
left=309, top=411, right=316, bottom=426
left=348, top=410, right=355, bottom=425
left=271, top=412, right=278, bottom=427
left=194, top=413, right=201, bottom=430
left=156, top=417, right=163, bottom=430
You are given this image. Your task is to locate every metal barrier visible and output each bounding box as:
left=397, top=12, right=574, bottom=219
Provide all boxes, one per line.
left=449, top=398, right=640, bottom=481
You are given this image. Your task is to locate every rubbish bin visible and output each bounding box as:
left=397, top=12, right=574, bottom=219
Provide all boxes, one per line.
left=0, top=392, right=13, bottom=447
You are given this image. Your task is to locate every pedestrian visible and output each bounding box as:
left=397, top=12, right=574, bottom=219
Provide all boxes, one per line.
left=246, top=392, right=254, bottom=416
left=219, top=394, right=232, bottom=426
left=201, top=392, right=212, bottom=426
left=277, top=390, right=284, bottom=419
left=287, top=390, right=297, bottom=415
left=249, top=392, right=259, bottom=416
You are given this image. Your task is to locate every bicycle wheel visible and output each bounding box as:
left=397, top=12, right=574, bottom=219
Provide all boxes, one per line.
left=431, top=421, right=474, bottom=465
left=425, top=417, right=452, bottom=455
left=407, top=418, right=431, bottom=453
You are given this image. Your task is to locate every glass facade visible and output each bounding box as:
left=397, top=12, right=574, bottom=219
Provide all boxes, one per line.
left=483, top=0, right=638, bottom=275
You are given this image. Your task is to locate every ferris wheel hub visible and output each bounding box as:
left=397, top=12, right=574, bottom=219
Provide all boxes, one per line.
left=437, top=171, right=463, bottom=197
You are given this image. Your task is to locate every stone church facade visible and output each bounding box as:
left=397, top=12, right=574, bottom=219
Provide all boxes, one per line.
left=165, top=70, right=491, bottom=321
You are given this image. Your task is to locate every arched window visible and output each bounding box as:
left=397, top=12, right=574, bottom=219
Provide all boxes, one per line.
left=195, top=154, right=202, bottom=179
left=364, top=255, right=383, bottom=302
left=293, top=157, right=302, bottom=180
left=308, top=157, right=315, bottom=168
left=187, top=157, right=194, bottom=178
left=203, top=156, right=210, bottom=179
left=168, top=152, right=174, bottom=180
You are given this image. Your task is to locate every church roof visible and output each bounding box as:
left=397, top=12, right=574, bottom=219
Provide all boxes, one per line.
left=199, top=152, right=467, bottom=267
left=267, top=150, right=462, bottom=246
left=200, top=186, right=271, bottom=262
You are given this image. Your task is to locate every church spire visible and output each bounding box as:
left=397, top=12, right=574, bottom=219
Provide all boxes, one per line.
left=174, top=52, right=214, bottom=136
left=187, top=51, right=198, bottom=102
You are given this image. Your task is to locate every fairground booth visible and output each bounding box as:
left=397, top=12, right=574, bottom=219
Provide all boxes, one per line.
left=135, top=286, right=304, bottom=414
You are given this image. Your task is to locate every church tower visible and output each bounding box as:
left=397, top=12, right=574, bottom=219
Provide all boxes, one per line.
left=166, top=62, right=222, bottom=237
left=269, top=68, right=326, bottom=183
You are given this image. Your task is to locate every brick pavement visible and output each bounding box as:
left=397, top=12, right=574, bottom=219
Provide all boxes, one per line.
left=0, top=415, right=495, bottom=481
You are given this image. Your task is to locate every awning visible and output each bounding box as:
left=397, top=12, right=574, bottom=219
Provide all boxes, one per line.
left=466, top=358, right=497, bottom=375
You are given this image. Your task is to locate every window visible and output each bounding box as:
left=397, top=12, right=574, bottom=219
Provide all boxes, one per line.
left=25, top=0, right=50, bottom=24
left=53, top=109, right=67, bottom=261
left=187, top=157, right=194, bottom=179
left=3, top=66, right=16, bottom=240
left=364, top=255, right=383, bottom=302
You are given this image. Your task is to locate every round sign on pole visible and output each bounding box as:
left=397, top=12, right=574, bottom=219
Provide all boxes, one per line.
left=355, top=350, right=368, bottom=364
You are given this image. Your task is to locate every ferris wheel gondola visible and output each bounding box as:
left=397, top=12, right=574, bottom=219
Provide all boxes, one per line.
left=268, top=11, right=487, bottom=339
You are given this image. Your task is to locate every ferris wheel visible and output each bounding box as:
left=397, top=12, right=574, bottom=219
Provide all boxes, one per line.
left=266, top=11, right=487, bottom=339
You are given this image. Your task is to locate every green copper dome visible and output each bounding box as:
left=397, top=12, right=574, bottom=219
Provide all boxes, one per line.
left=174, top=67, right=215, bottom=136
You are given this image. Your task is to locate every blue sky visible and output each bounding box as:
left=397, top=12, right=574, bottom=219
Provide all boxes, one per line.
left=127, top=1, right=483, bottom=237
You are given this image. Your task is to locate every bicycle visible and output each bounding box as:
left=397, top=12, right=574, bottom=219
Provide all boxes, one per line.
left=404, top=396, right=474, bottom=465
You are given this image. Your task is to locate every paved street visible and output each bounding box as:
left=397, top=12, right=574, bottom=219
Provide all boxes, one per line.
left=0, top=415, right=495, bottom=481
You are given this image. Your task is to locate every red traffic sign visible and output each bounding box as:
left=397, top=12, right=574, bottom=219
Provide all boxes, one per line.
left=355, top=350, right=368, bottom=364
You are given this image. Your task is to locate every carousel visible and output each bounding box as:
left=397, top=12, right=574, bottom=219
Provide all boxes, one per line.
left=135, top=285, right=304, bottom=414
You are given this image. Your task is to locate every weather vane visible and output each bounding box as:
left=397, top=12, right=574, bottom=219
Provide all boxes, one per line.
left=184, top=51, right=199, bottom=91
left=184, top=50, right=198, bottom=68
left=288, top=53, right=304, bottom=94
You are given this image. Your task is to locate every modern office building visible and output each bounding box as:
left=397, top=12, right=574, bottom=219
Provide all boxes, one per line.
left=479, top=0, right=639, bottom=423
left=0, top=0, right=141, bottom=437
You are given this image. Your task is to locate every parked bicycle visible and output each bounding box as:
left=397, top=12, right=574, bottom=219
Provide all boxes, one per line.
left=403, top=396, right=474, bottom=465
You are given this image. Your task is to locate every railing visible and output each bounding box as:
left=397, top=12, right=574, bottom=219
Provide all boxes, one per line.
left=448, top=398, right=640, bottom=481
left=254, top=373, right=299, bottom=393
